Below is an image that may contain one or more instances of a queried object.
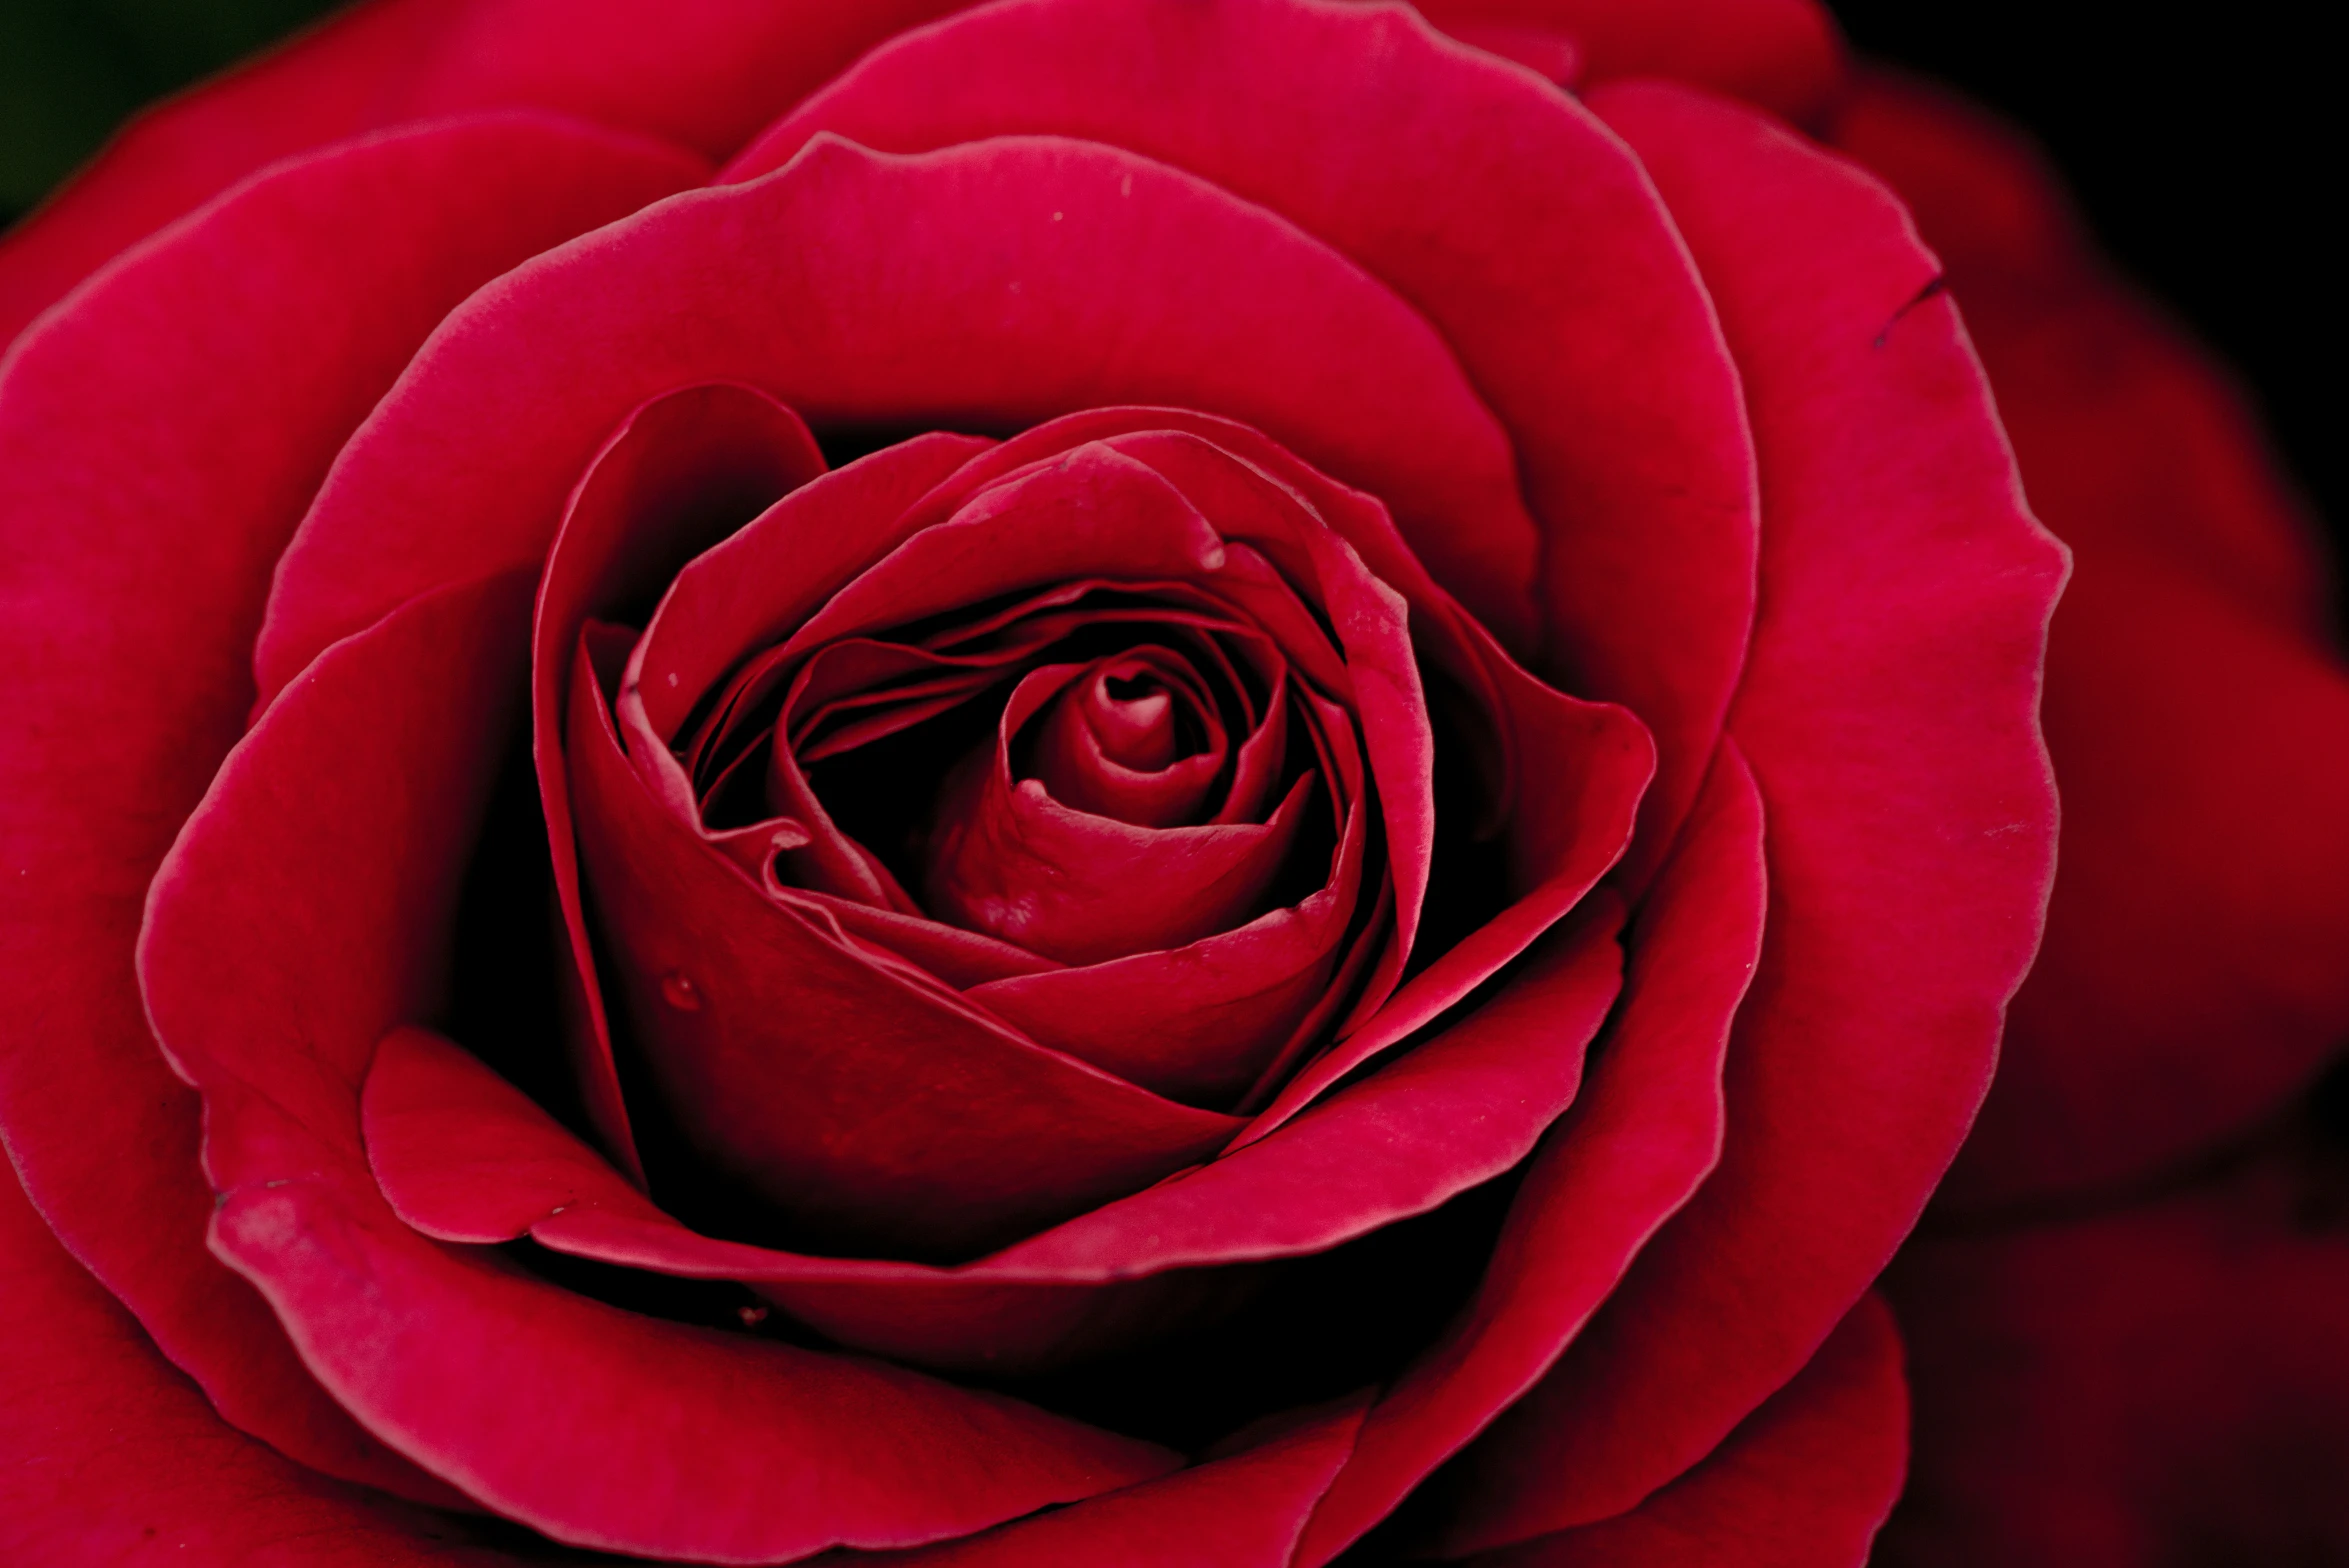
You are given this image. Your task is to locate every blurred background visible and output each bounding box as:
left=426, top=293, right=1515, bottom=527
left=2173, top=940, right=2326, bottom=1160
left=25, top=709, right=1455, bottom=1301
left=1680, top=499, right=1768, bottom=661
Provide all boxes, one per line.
left=1831, top=0, right=2345, bottom=591
left=3, top=0, right=2340, bottom=568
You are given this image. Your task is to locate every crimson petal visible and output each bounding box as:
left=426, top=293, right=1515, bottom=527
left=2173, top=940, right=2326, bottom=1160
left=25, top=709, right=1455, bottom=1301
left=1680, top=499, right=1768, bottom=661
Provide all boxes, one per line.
left=363, top=900, right=1624, bottom=1374
left=140, top=567, right=1176, bottom=1559
left=572, top=622, right=1241, bottom=1258
left=725, top=0, right=1755, bottom=884
left=1415, top=0, right=1843, bottom=127
left=850, top=1398, right=1369, bottom=1567
left=0, top=1169, right=487, bottom=1567
left=1833, top=73, right=2349, bottom=1210
left=1452, top=1295, right=1906, bottom=1568
left=532, top=380, right=826, bottom=1188
left=1436, top=82, right=2065, bottom=1545
left=922, top=677, right=1315, bottom=965
left=254, top=134, right=1522, bottom=709
left=1297, top=744, right=1763, bottom=1563
left=0, top=111, right=701, bottom=1502
left=0, top=0, right=973, bottom=343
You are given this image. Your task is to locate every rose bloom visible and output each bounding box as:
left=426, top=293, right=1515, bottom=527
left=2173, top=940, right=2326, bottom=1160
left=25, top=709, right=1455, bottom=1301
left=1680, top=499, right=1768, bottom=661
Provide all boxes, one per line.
left=0, top=0, right=2328, bottom=1564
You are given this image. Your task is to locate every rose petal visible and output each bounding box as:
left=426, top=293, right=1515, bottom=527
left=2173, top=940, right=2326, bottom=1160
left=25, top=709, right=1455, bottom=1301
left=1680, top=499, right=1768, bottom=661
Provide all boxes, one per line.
left=213, top=1173, right=1173, bottom=1562
left=1437, top=19, right=1586, bottom=87
left=810, top=890, right=1066, bottom=988
left=0, top=112, right=701, bottom=1502
left=255, top=134, right=1524, bottom=710
left=363, top=897, right=1624, bottom=1375
left=967, top=759, right=1366, bottom=1104
left=1430, top=82, right=2065, bottom=1546
left=140, top=566, right=1176, bottom=1560
left=726, top=0, right=1757, bottom=884
left=1297, top=743, right=1762, bottom=1563
left=367, top=1023, right=1244, bottom=1377
left=0, top=0, right=1840, bottom=350
left=366, top=1024, right=674, bottom=1244
left=851, top=1397, right=1369, bottom=1567
left=1833, top=73, right=2349, bottom=1210
left=0, top=0, right=970, bottom=343
left=1414, top=0, right=1843, bottom=127
left=0, top=1167, right=494, bottom=1567
left=988, top=897, right=1623, bottom=1279
left=923, top=677, right=1315, bottom=965
left=1241, top=646, right=1651, bottom=1141
left=633, top=431, right=997, bottom=756
left=572, top=623, right=1242, bottom=1258
left=532, top=381, right=826, bottom=1188
left=1451, top=1294, right=1907, bottom=1568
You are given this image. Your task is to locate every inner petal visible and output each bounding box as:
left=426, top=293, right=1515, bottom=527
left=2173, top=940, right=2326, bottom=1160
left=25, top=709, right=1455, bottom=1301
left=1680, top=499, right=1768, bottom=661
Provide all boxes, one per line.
left=1030, top=647, right=1230, bottom=828
left=921, top=659, right=1322, bottom=966
left=1089, top=663, right=1181, bottom=771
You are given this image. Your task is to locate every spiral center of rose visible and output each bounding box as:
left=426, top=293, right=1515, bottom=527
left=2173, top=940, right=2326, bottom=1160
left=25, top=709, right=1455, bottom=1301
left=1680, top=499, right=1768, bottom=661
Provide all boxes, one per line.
left=552, top=415, right=1527, bottom=1256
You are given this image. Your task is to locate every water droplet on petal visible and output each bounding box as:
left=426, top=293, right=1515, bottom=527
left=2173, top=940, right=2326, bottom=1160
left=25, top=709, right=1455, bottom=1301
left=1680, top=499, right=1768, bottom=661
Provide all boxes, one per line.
left=660, top=971, right=702, bottom=1011
left=738, top=1304, right=771, bottom=1328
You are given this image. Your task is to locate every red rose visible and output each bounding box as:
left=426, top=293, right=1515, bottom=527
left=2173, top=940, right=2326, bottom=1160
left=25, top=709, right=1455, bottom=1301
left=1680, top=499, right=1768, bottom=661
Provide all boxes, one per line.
left=1828, top=76, right=2349, bottom=1566
left=0, top=2, right=2065, bottom=1563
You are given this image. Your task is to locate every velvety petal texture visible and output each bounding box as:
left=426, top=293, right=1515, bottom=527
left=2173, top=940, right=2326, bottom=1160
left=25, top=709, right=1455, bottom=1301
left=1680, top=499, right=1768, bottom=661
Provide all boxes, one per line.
left=0, top=0, right=971, bottom=343
left=0, top=1165, right=499, bottom=1567
left=1294, top=745, right=1764, bottom=1565
left=0, top=0, right=2098, bottom=1563
left=139, top=569, right=1177, bottom=1561
left=1437, top=80, right=2063, bottom=1549
left=1456, top=1294, right=1907, bottom=1568
left=531, top=379, right=829, bottom=1183
left=0, top=110, right=705, bottom=1500
left=1833, top=68, right=2349, bottom=1568
left=252, top=131, right=1528, bottom=709
left=725, top=0, right=1756, bottom=885
left=1832, top=72, right=2349, bottom=1212
left=0, top=0, right=1844, bottom=351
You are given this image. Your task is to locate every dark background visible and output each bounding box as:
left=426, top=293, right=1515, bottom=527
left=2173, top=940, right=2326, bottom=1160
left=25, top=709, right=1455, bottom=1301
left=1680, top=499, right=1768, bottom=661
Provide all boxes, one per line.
left=4, top=0, right=2340, bottom=560
left=1830, top=0, right=2347, bottom=581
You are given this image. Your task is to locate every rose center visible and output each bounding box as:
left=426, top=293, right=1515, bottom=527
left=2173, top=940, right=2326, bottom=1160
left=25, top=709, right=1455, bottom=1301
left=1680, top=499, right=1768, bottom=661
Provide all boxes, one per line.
left=1092, top=669, right=1178, bottom=770
left=1025, top=649, right=1229, bottom=827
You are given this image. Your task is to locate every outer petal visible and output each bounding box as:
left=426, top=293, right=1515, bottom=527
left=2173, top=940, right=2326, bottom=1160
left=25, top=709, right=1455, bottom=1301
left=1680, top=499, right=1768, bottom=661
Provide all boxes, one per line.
left=1975, top=549, right=2349, bottom=1206
left=634, top=432, right=997, bottom=747
left=532, top=381, right=826, bottom=1183
left=1413, top=0, right=1844, bottom=127
left=0, top=0, right=1843, bottom=350
left=1827, top=73, right=2331, bottom=637
left=727, top=0, right=1756, bottom=878
left=847, top=1399, right=1368, bottom=1566
left=1438, top=82, right=2065, bottom=1546
left=1833, top=73, right=2349, bottom=1209
left=363, top=902, right=1623, bottom=1374
left=138, top=570, right=1177, bottom=1561
left=255, top=131, right=1529, bottom=715
left=1296, top=744, right=1762, bottom=1564
left=0, top=0, right=970, bottom=344
left=1454, top=1295, right=1906, bottom=1568
left=1880, top=1139, right=2349, bottom=1567
left=0, top=113, right=702, bottom=1498
left=0, top=1166, right=502, bottom=1568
